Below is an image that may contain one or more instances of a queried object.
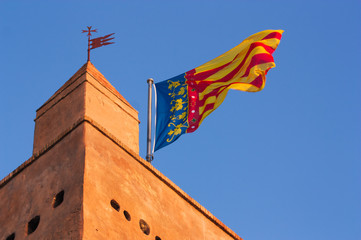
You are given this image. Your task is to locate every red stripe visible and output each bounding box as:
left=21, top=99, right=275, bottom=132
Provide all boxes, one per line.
left=194, top=80, right=218, bottom=93
left=190, top=74, right=265, bottom=131
left=197, top=85, right=228, bottom=106
left=198, top=54, right=273, bottom=106
left=249, top=75, right=263, bottom=88
left=186, top=83, right=200, bottom=133
left=186, top=84, right=226, bottom=133
left=187, top=33, right=281, bottom=83
left=189, top=54, right=275, bottom=109
left=252, top=42, right=276, bottom=54
left=241, top=53, right=274, bottom=78
left=186, top=61, right=233, bottom=81
left=200, top=43, right=275, bottom=85
left=185, top=69, right=196, bottom=80
left=191, top=53, right=275, bottom=109
left=198, top=102, right=216, bottom=121
left=187, top=42, right=276, bottom=84
left=196, top=55, right=274, bottom=108
left=262, top=32, right=282, bottom=40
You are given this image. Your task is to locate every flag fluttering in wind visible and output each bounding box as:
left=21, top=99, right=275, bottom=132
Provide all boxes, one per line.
left=154, top=30, right=283, bottom=152
left=90, top=33, right=115, bottom=50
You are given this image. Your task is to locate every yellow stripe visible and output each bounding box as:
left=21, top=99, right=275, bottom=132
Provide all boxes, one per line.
left=193, top=30, right=283, bottom=125
left=194, top=30, right=282, bottom=75
left=198, top=95, right=217, bottom=114
left=197, top=46, right=274, bottom=100
left=198, top=89, right=229, bottom=125
left=197, top=39, right=279, bottom=83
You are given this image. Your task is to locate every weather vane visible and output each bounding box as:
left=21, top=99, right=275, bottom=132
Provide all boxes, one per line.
left=82, top=26, right=115, bottom=62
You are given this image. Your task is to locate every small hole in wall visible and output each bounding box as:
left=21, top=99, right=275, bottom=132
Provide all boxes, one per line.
left=27, top=215, right=40, bottom=235
left=52, top=190, right=64, bottom=208
left=123, top=210, right=131, bottom=221
left=110, top=199, right=120, bottom=212
left=6, top=233, right=15, bottom=240
left=155, top=236, right=161, bottom=240
left=139, top=219, right=150, bottom=235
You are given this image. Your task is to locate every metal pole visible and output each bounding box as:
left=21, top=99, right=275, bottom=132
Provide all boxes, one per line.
left=87, top=35, right=90, bottom=62
left=146, top=78, right=154, bottom=162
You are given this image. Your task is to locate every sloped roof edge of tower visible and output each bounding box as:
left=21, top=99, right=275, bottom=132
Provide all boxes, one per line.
left=85, top=116, right=242, bottom=240
left=0, top=115, right=242, bottom=240
left=36, top=61, right=137, bottom=114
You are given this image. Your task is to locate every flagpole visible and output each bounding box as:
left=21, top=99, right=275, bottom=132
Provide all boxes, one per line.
left=87, top=34, right=90, bottom=62
left=146, top=78, right=154, bottom=162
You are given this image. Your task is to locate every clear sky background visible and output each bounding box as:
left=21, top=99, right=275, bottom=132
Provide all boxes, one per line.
left=0, top=1, right=360, bottom=239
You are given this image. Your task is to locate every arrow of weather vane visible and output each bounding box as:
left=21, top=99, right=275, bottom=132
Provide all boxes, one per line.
left=82, top=26, right=115, bottom=61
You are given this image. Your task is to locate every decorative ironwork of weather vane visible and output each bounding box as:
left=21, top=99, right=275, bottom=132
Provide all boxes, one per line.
left=82, top=26, right=115, bottom=61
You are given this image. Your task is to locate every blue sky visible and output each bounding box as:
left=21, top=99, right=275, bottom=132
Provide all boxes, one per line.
left=1, top=1, right=360, bottom=239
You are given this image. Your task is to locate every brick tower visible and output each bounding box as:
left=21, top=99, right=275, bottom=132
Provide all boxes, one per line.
left=0, top=62, right=242, bottom=240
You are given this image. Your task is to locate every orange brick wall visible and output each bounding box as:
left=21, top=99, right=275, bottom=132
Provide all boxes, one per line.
left=0, top=126, right=85, bottom=240
left=82, top=122, right=239, bottom=240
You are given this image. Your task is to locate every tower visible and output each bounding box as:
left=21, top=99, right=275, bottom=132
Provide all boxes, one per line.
left=0, top=62, right=242, bottom=240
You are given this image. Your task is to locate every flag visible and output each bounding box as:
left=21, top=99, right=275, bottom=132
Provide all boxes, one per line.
left=154, top=30, right=283, bottom=152
left=90, top=33, right=115, bottom=50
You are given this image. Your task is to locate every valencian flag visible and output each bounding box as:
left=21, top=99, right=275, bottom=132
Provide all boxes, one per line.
left=154, top=30, right=283, bottom=151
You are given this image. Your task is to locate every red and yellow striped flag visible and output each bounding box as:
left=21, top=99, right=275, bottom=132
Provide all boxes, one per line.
left=155, top=30, right=283, bottom=151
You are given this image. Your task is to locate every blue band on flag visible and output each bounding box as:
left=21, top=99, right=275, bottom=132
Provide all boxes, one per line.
left=154, top=74, right=189, bottom=151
